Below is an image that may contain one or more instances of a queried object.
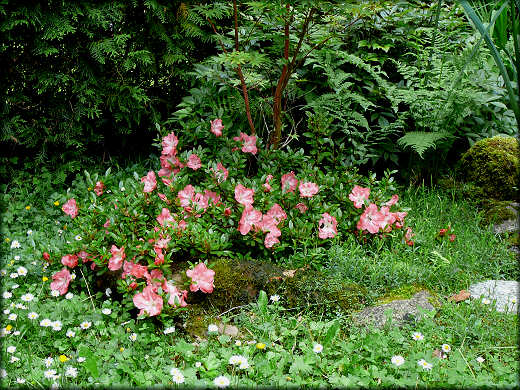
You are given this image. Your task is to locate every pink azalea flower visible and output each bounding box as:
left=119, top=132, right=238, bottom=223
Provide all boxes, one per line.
left=210, top=119, right=224, bottom=137
left=405, top=227, right=415, bottom=244
left=155, top=236, right=171, bottom=249
left=357, top=203, right=384, bottom=234
left=295, top=202, right=308, bottom=213
left=62, top=199, right=78, bottom=219
left=266, top=203, right=287, bottom=224
left=157, top=208, right=175, bottom=227
left=162, top=132, right=179, bottom=156
left=258, top=215, right=281, bottom=237
left=187, top=154, right=202, bottom=170
left=186, top=263, right=215, bottom=294
left=192, top=192, right=208, bottom=213
left=299, top=181, right=319, bottom=198
left=281, top=172, right=298, bottom=193
left=133, top=285, right=163, bottom=317
left=158, top=193, right=169, bottom=203
left=264, top=232, right=280, bottom=248
left=203, top=190, right=221, bottom=206
left=50, top=268, right=72, bottom=295
left=238, top=206, right=262, bottom=235
left=379, top=206, right=397, bottom=232
left=154, top=247, right=165, bottom=266
left=233, top=132, right=258, bottom=155
left=94, top=181, right=105, bottom=196
left=263, top=175, right=273, bottom=192
left=123, top=261, right=149, bottom=279
left=349, top=185, right=370, bottom=209
left=163, top=281, right=188, bottom=307
left=215, top=162, right=228, bottom=183
left=77, top=251, right=89, bottom=263
left=108, top=245, right=126, bottom=271
left=178, top=185, right=195, bottom=208
left=235, top=184, right=255, bottom=206
left=61, top=254, right=78, bottom=269
left=318, top=213, right=338, bottom=239
left=141, top=171, right=157, bottom=193
left=385, top=194, right=399, bottom=207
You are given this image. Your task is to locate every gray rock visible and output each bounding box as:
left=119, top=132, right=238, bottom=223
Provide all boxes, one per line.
left=217, top=323, right=240, bottom=338
left=469, top=280, right=519, bottom=313
left=352, top=290, right=435, bottom=329
left=493, top=202, right=519, bottom=235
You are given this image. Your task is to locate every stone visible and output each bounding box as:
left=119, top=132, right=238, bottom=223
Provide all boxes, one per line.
left=469, top=280, right=518, bottom=313
left=352, top=290, right=435, bottom=329
left=217, top=323, right=240, bottom=338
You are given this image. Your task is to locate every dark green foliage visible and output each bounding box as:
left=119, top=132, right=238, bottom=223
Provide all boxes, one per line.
left=0, top=0, right=214, bottom=183
left=457, top=136, right=520, bottom=200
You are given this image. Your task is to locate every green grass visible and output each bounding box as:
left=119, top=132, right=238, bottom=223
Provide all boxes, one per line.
left=1, top=180, right=518, bottom=388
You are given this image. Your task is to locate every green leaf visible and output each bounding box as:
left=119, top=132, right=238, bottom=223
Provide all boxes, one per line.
left=257, top=290, right=268, bottom=314
left=78, top=345, right=99, bottom=378
left=323, top=320, right=340, bottom=347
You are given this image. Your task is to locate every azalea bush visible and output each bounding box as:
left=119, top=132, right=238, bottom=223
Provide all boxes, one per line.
left=43, top=121, right=413, bottom=320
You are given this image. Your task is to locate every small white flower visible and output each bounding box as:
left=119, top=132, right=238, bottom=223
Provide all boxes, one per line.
left=313, top=343, right=323, bottom=354
left=21, top=293, right=34, bottom=302
left=65, top=366, right=78, bottom=378
left=476, top=356, right=485, bottom=363
left=15, top=303, right=26, bottom=310
left=172, top=372, right=185, bottom=384
left=0, top=369, right=6, bottom=377
left=105, top=288, right=112, bottom=297
left=31, top=261, right=36, bottom=265
left=52, top=321, right=62, bottom=331
left=391, top=355, right=405, bottom=367
left=13, top=330, right=20, bottom=336
left=208, top=324, right=218, bottom=333
left=58, top=230, right=63, bottom=235
left=170, top=367, right=181, bottom=376
left=77, top=357, right=86, bottom=363
left=16, top=266, right=27, bottom=276
left=3, top=309, right=10, bottom=314
left=270, top=294, right=280, bottom=302
left=102, top=308, right=112, bottom=315
left=7, top=346, right=16, bottom=353
left=195, top=361, right=202, bottom=368
left=16, top=378, right=25, bottom=384
left=8, top=313, right=17, bottom=321
left=70, top=273, right=76, bottom=280
left=412, top=332, right=424, bottom=341
left=51, top=290, right=60, bottom=297
left=0, top=269, right=6, bottom=276
left=129, top=333, right=137, bottom=342
left=11, top=284, right=19, bottom=290
left=120, top=187, right=126, bottom=192
left=66, top=329, right=76, bottom=338
left=10, top=356, right=19, bottom=363
left=65, top=292, right=73, bottom=300
left=14, top=256, right=20, bottom=261
left=27, top=230, right=33, bottom=235
left=28, top=312, right=39, bottom=320
left=510, top=297, right=517, bottom=304
left=2, top=291, right=12, bottom=299
left=235, top=340, right=242, bottom=346
left=40, top=318, right=52, bottom=327
left=214, top=375, right=230, bottom=388
left=44, top=357, right=54, bottom=367
left=441, top=344, right=451, bottom=353
left=44, top=369, right=57, bottom=379
left=163, top=326, right=175, bottom=334
left=80, top=321, right=92, bottom=330
left=482, top=298, right=491, bottom=305
left=229, top=355, right=241, bottom=365
left=74, top=235, right=82, bottom=241
left=418, top=359, right=433, bottom=370
left=10, top=240, right=21, bottom=249
left=10, top=273, right=18, bottom=279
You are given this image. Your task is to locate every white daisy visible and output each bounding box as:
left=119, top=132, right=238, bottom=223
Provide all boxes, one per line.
left=44, top=369, right=57, bottom=379
left=476, top=356, right=485, bottom=363
left=391, top=355, right=405, bottom=367
left=80, top=321, right=92, bottom=330
left=27, top=230, right=33, bottom=235
left=270, top=294, right=280, bottom=302
left=10, top=356, right=19, bottom=363
left=208, top=324, right=218, bottom=333
left=70, top=273, right=76, bottom=280
left=172, top=372, right=185, bottom=384
left=235, top=340, right=242, bottom=346
left=66, top=329, right=76, bottom=338
left=313, top=343, right=323, bottom=353
left=163, top=326, right=175, bottom=334
left=229, top=355, right=241, bottom=365
left=170, top=367, right=182, bottom=376
left=77, top=357, right=86, bottom=363
left=21, top=293, right=34, bottom=302
left=13, top=331, right=20, bottom=336
left=11, top=284, right=19, bottom=290
left=412, top=331, right=424, bottom=341
left=10, top=273, right=18, bottom=279
left=40, top=318, right=52, bottom=327
left=28, top=312, right=39, bottom=320
left=0, top=269, right=6, bottom=276
left=3, top=309, right=9, bottom=314
left=16, top=266, right=27, bottom=276
left=195, top=362, right=202, bottom=368
left=74, top=235, right=82, bottom=241
left=51, top=290, right=60, bottom=297
left=105, top=288, right=112, bottom=297
left=65, top=366, right=78, bottom=378
left=418, top=359, right=433, bottom=370
left=482, top=298, right=491, bottom=305
left=129, top=333, right=137, bottom=342
left=14, top=256, right=20, bottom=261
left=441, top=344, right=451, bottom=353
left=16, top=378, right=25, bottom=384
left=15, top=303, right=26, bottom=310
left=0, top=369, right=6, bottom=377
left=7, top=346, right=16, bottom=353
left=214, top=375, right=230, bottom=388
left=2, top=291, right=12, bottom=299
left=101, top=308, right=112, bottom=315
left=10, top=240, right=21, bottom=249
left=8, top=313, right=17, bottom=321
left=44, top=357, right=54, bottom=367
left=52, top=321, right=62, bottom=331
left=65, top=292, right=73, bottom=300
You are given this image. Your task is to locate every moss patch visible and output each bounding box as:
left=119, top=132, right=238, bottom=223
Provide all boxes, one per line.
left=479, top=200, right=518, bottom=227
left=456, top=136, right=519, bottom=201
left=376, top=284, right=426, bottom=304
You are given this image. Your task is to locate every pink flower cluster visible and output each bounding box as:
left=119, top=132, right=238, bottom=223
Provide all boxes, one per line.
left=233, top=132, right=258, bottom=155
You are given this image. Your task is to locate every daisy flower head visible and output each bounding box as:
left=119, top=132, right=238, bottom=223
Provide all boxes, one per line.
left=10, top=356, right=20, bottom=363
left=40, top=318, right=52, bottom=327
left=13, top=331, right=20, bottom=336
left=481, top=298, right=491, bottom=305
left=129, top=333, right=137, bottom=342
left=66, top=329, right=76, bottom=338
left=0, top=368, right=6, bottom=378
left=163, top=326, right=175, bottom=334
left=65, top=366, right=78, bottom=378
left=476, top=356, right=485, bottom=363
left=101, top=308, right=112, bottom=315
left=74, top=235, right=82, bottom=241
left=417, top=359, right=433, bottom=370
left=235, top=340, right=242, bottom=346
left=313, top=343, right=323, bottom=354
left=105, top=288, right=112, bottom=297
left=7, top=346, right=16, bottom=353
left=51, top=289, right=60, bottom=297
left=172, top=371, right=185, bottom=384
left=3, top=309, right=9, bottom=314
left=28, top=312, right=39, bottom=320
left=12, top=284, right=19, bottom=290
left=441, top=344, right=451, bottom=353
left=10, top=273, right=18, bottom=279
left=16, top=378, right=26, bottom=384
left=65, top=292, right=73, bottom=300
left=270, top=294, right=280, bottom=303
left=52, top=321, right=62, bottom=331
left=412, top=331, right=424, bottom=341
left=8, top=313, right=17, bottom=321
left=27, top=229, right=32, bottom=235
left=77, top=357, right=86, bottom=363
left=43, top=369, right=57, bottom=379
left=21, top=293, right=34, bottom=302
left=208, top=324, right=218, bottom=333
left=195, top=361, right=202, bottom=368
left=15, top=303, right=26, bottom=310
left=170, top=367, right=182, bottom=376
left=391, top=355, right=405, bottom=367
left=44, top=357, right=54, bottom=367
left=229, top=355, right=241, bottom=365
left=10, top=240, right=21, bottom=249
left=14, top=255, right=20, bottom=260
left=2, top=291, right=12, bottom=299
left=16, top=266, right=27, bottom=276
left=80, top=321, right=92, bottom=330
left=214, top=375, right=230, bottom=388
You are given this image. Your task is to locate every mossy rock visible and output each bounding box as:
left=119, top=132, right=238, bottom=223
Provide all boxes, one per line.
left=456, top=136, right=519, bottom=201
left=479, top=200, right=518, bottom=227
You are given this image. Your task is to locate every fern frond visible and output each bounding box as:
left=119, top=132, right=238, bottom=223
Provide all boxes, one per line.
left=397, top=131, right=451, bottom=158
